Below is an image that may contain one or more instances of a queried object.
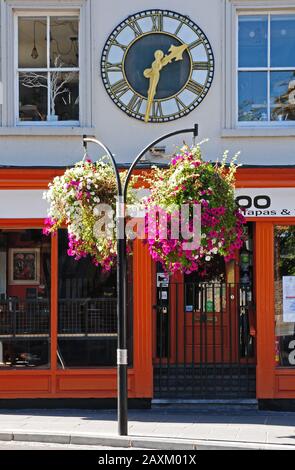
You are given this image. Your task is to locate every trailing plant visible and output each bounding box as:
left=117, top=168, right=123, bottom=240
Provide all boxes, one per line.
left=43, top=159, right=137, bottom=271
left=143, top=145, right=246, bottom=275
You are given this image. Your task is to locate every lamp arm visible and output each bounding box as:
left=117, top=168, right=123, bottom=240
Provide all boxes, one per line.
left=82, top=136, right=122, bottom=196
left=123, top=124, right=199, bottom=201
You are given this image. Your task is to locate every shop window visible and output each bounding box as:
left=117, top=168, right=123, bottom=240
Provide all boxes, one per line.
left=57, top=230, right=133, bottom=368
left=17, top=15, right=79, bottom=125
left=275, top=226, right=295, bottom=367
left=0, top=229, right=50, bottom=369
left=238, top=14, right=295, bottom=125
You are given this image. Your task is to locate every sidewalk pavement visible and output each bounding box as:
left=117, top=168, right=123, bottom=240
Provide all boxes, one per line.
left=0, top=407, right=295, bottom=450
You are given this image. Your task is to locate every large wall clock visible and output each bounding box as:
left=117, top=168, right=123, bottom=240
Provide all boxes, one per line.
left=101, top=10, right=214, bottom=123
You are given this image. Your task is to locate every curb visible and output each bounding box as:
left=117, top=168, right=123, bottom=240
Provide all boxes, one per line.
left=0, top=431, right=294, bottom=450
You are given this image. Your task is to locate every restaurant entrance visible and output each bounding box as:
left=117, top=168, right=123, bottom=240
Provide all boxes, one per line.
left=153, top=224, right=257, bottom=399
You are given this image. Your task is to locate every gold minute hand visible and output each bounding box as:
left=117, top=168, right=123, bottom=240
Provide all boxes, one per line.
left=143, top=44, right=188, bottom=123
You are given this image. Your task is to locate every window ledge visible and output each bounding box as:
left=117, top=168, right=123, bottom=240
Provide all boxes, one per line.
left=221, top=128, right=295, bottom=138
left=0, top=127, right=95, bottom=137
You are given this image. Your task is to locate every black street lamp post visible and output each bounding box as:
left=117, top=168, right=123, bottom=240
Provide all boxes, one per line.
left=83, top=124, right=198, bottom=436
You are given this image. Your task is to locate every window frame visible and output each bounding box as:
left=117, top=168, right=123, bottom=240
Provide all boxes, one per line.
left=237, top=11, right=295, bottom=127
left=223, top=0, right=295, bottom=137
left=15, top=11, right=80, bottom=127
left=1, top=0, right=91, bottom=130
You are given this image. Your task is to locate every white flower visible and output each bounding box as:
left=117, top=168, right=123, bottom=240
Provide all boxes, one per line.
left=205, top=256, right=211, bottom=262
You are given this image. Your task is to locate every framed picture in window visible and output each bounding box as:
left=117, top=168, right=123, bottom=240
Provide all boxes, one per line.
left=8, top=248, right=40, bottom=285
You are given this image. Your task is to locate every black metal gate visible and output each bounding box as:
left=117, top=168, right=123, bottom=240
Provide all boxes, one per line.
left=154, top=283, right=256, bottom=399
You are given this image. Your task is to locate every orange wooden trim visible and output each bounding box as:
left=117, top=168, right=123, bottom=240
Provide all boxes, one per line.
left=0, top=219, right=44, bottom=228
left=236, top=168, right=295, bottom=188
left=0, top=166, right=294, bottom=190
left=50, top=234, right=58, bottom=392
left=255, top=222, right=275, bottom=399
left=133, top=239, right=153, bottom=398
left=0, top=168, right=150, bottom=190
left=275, top=369, right=295, bottom=375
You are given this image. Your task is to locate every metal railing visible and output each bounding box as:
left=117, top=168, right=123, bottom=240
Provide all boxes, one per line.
left=154, top=282, right=256, bottom=399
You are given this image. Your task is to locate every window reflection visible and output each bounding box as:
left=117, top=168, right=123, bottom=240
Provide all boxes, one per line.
left=238, top=14, right=295, bottom=124
left=270, top=72, right=295, bottom=121
left=238, top=15, right=268, bottom=68
left=238, top=72, right=267, bottom=122
left=271, top=15, right=295, bottom=68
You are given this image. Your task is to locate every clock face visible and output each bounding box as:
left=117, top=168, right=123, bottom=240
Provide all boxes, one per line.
left=101, top=10, right=214, bottom=123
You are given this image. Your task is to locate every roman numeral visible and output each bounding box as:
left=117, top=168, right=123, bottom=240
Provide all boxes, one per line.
left=186, top=79, right=204, bottom=95
left=188, top=38, right=203, bottom=50
left=128, top=94, right=143, bottom=114
left=106, top=62, right=122, bottom=72
left=151, top=13, right=163, bottom=31
left=111, top=39, right=127, bottom=52
left=175, top=96, right=186, bottom=112
left=111, top=79, right=129, bottom=97
left=192, top=61, right=209, bottom=70
left=152, top=101, right=163, bottom=118
left=128, top=20, right=143, bottom=37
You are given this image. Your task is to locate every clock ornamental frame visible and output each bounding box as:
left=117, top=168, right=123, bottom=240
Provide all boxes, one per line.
left=101, top=10, right=214, bottom=123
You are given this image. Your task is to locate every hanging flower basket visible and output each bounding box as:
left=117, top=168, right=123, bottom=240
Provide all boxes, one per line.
left=143, top=145, right=246, bottom=275
left=43, top=159, right=136, bottom=271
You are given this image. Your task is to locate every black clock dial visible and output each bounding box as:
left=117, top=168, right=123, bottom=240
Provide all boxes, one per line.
left=124, top=33, right=191, bottom=100
left=101, top=10, right=214, bottom=123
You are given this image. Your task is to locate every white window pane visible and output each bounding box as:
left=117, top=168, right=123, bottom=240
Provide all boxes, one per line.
left=18, top=17, right=47, bottom=69
left=19, top=72, right=48, bottom=121
left=50, top=71, right=79, bottom=121
left=238, top=72, right=267, bottom=122
left=271, top=15, right=295, bottom=67
left=271, top=71, right=295, bottom=122
left=238, top=15, right=268, bottom=68
left=50, top=17, right=79, bottom=68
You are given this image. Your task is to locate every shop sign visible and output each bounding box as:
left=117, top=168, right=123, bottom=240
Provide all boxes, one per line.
left=235, top=188, right=295, bottom=217
left=157, top=273, right=169, bottom=288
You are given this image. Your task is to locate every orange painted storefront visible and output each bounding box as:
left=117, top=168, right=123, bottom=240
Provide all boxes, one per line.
left=0, top=166, right=294, bottom=403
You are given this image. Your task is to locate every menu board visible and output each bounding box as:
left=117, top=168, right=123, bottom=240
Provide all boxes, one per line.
left=283, top=276, right=295, bottom=323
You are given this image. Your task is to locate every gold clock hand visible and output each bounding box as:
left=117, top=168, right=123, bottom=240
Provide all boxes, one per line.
left=143, top=44, right=188, bottom=122
left=161, top=44, right=188, bottom=66
left=144, top=50, right=164, bottom=123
